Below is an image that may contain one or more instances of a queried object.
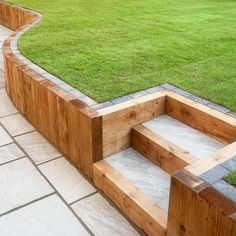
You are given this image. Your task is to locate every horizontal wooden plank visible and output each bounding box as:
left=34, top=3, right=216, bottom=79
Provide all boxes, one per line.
left=167, top=169, right=236, bottom=236
left=186, top=141, right=236, bottom=176
left=166, top=92, right=236, bottom=144
left=99, top=90, right=169, bottom=116
left=93, top=160, right=167, bottom=236
left=0, top=2, right=36, bottom=30
left=1, top=1, right=103, bottom=179
left=100, top=92, right=167, bottom=157
left=131, top=125, right=197, bottom=174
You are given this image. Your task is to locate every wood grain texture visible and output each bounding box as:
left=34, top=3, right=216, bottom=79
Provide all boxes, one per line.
left=167, top=169, right=236, bottom=236
left=186, top=141, right=236, bottom=176
left=93, top=160, right=167, bottom=236
left=1, top=2, right=103, bottom=179
left=0, top=2, right=36, bottom=30
left=131, top=124, right=197, bottom=174
left=2, top=3, right=236, bottom=234
left=166, top=92, right=236, bottom=144
left=99, top=92, right=167, bottom=157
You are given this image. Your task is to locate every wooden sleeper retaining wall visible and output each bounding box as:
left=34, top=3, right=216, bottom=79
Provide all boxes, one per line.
left=1, top=2, right=236, bottom=235
left=0, top=1, right=102, bottom=179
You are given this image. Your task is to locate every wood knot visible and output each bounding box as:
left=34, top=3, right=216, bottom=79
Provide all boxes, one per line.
left=179, top=224, right=186, bottom=233
left=129, top=111, right=136, bottom=119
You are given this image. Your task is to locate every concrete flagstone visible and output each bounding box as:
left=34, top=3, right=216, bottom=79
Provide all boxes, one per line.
left=0, top=24, right=141, bottom=235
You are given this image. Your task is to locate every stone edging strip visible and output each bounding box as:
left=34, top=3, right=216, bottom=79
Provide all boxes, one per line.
left=1, top=1, right=235, bottom=115
left=1, top=0, right=235, bottom=177
left=1, top=1, right=104, bottom=179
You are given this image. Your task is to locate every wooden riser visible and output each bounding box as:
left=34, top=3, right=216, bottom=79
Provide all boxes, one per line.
left=95, top=91, right=236, bottom=235
left=93, top=160, right=167, bottom=236
left=0, top=2, right=103, bottom=179
left=131, top=124, right=197, bottom=174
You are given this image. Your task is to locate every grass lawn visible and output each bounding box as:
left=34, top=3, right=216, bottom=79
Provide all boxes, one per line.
left=224, top=170, right=236, bottom=186
left=8, top=0, right=236, bottom=109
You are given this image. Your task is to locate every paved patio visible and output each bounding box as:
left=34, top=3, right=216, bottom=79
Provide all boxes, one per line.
left=0, top=25, right=141, bottom=236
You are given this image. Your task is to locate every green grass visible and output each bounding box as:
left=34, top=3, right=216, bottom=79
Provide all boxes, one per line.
left=8, top=0, right=236, bottom=108
left=224, top=170, right=236, bottom=186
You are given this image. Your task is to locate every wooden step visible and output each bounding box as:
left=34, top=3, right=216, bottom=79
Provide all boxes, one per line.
left=131, top=124, right=197, bottom=174
left=93, top=148, right=170, bottom=236
left=143, top=115, right=225, bottom=159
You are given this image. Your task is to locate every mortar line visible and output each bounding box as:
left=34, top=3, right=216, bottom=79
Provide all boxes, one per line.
left=0, top=122, right=95, bottom=236
left=0, top=113, right=144, bottom=235
left=11, top=129, right=36, bottom=138
left=0, top=192, right=55, bottom=218
left=0, top=141, right=14, bottom=148
left=0, top=112, right=19, bottom=119
left=0, top=156, right=25, bottom=167
left=69, top=191, right=98, bottom=206
left=37, top=156, right=63, bottom=166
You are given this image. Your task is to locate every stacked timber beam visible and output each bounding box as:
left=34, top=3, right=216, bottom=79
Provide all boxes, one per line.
left=168, top=169, right=236, bottom=236
left=0, top=1, right=102, bottom=179
left=96, top=91, right=236, bottom=236
left=0, top=1, right=35, bottom=29
left=1, top=2, right=236, bottom=235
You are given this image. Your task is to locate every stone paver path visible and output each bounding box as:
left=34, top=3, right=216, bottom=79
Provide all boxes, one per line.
left=0, top=25, right=141, bottom=236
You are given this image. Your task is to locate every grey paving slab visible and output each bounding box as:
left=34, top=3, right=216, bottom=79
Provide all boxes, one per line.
left=39, top=157, right=96, bottom=204
left=228, top=112, right=236, bottom=119
left=171, top=87, right=192, bottom=97
left=15, top=131, right=61, bottom=165
left=58, top=83, right=75, bottom=92
left=79, top=96, right=97, bottom=106
left=72, top=193, right=140, bottom=236
left=0, top=25, right=12, bottom=36
left=111, top=95, right=132, bottom=104
left=0, top=113, right=35, bottom=136
left=0, top=70, right=5, bottom=89
left=106, top=148, right=170, bottom=212
left=42, top=73, right=64, bottom=85
left=0, top=158, right=53, bottom=215
left=212, top=180, right=236, bottom=203
left=0, top=143, right=24, bottom=165
left=189, top=95, right=210, bottom=106
left=207, top=102, right=230, bottom=113
left=0, top=24, right=141, bottom=236
left=68, top=89, right=85, bottom=98
left=130, top=90, right=149, bottom=98
left=160, top=83, right=178, bottom=91
left=143, top=115, right=225, bottom=159
left=222, top=156, right=236, bottom=171
left=200, top=165, right=229, bottom=185
left=0, top=61, right=4, bottom=70
left=0, top=125, right=13, bottom=146
left=0, top=88, right=18, bottom=118
left=0, top=195, right=89, bottom=236
left=91, top=101, right=113, bottom=110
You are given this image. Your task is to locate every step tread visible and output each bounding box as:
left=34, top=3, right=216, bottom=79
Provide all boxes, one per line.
left=105, top=148, right=170, bottom=212
left=143, top=115, right=225, bottom=159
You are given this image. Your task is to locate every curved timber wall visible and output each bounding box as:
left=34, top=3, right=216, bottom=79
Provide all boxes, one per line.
left=0, top=1, right=102, bottom=179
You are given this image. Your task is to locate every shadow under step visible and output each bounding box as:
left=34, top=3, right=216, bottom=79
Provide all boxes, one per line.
left=131, top=124, right=197, bottom=174
left=94, top=148, right=169, bottom=236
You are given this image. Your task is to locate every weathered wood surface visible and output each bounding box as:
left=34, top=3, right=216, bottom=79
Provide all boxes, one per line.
left=0, top=1, right=36, bottom=30
left=2, top=3, right=236, bottom=235
left=131, top=124, right=197, bottom=174
left=93, top=160, right=167, bottom=236
left=166, top=92, right=236, bottom=144
left=1, top=2, right=103, bottom=179
left=99, top=92, right=167, bottom=157
left=186, top=141, right=236, bottom=176
left=167, top=169, right=236, bottom=236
